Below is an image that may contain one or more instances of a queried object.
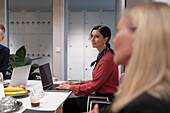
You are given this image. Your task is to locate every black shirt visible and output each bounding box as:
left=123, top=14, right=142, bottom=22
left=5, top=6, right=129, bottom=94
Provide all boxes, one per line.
left=100, top=92, right=170, bottom=113
left=118, top=92, right=170, bottom=113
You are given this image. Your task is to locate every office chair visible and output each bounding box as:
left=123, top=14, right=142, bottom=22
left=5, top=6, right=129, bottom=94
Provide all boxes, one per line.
left=86, top=95, right=112, bottom=112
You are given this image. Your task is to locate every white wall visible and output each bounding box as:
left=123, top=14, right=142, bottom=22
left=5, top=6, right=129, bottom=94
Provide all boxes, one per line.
left=53, top=0, right=66, bottom=80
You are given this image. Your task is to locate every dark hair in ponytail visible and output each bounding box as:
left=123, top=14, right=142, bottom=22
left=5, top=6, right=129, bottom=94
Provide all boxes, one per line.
left=106, top=43, right=114, bottom=54
left=90, top=25, right=114, bottom=54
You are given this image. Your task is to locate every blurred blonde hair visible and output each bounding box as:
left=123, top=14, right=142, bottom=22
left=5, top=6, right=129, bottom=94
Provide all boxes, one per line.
left=112, top=2, right=170, bottom=112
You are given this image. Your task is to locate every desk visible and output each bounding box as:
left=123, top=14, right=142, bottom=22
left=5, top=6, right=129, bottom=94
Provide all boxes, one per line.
left=9, top=80, right=72, bottom=113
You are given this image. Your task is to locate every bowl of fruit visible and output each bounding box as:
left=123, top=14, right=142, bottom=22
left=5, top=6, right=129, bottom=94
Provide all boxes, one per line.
left=4, top=85, right=29, bottom=98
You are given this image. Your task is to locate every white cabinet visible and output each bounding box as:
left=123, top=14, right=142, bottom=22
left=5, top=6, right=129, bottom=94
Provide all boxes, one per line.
left=9, top=10, right=52, bottom=68
left=39, top=12, right=52, bottom=34
left=85, top=11, right=100, bottom=34
left=101, top=10, right=115, bottom=33
left=9, top=12, right=23, bottom=53
left=69, top=11, right=84, bottom=34
left=9, top=34, right=23, bottom=53
left=68, top=11, right=84, bottom=80
left=68, top=10, right=116, bottom=80
left=24, top=12, right=38, bottom=34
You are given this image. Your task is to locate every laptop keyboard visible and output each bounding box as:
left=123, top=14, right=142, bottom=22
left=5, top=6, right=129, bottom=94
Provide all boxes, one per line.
left=48, top=84, right=60, bottom=90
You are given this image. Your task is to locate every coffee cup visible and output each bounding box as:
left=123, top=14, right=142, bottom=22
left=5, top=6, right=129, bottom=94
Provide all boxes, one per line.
left=30, top=90, right=45, bottom=107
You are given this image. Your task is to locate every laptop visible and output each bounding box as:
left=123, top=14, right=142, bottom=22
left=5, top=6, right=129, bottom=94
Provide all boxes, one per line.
left=10, top=65, right=31, bottom=86
left=39, top=63, right=70, bottom=92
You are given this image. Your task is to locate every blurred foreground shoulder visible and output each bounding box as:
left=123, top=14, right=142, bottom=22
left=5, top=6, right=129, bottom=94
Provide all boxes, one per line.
left=119, top=92, right=170, bottom=113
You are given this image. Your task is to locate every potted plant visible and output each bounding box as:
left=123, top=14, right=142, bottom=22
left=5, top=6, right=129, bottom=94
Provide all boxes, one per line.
left=6, top=46, right=42, bottom=80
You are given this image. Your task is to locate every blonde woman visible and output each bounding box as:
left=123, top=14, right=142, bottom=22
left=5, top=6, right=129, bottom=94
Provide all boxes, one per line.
left=90, top=2, right=170, bottom=113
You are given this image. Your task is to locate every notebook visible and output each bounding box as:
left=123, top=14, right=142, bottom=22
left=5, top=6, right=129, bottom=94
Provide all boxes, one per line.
left=10, top=65, right=31, bottom=86
left=39, top=63, right=70, bottom=92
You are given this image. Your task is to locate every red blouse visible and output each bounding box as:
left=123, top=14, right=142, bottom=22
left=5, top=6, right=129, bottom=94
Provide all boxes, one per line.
left=70, top=51, right=119, bottom=96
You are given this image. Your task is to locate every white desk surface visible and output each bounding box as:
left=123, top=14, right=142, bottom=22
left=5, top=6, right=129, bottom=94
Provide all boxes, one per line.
left=6, top=80, right=72, bottom=113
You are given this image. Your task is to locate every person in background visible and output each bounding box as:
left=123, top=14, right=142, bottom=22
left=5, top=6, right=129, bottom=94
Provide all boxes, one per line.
left=90, top=2, right=136, bottom=113
left=89, top=2, right=170, bottom=113
left=0, top=24, right=9, bottom=79
left=57, top=25, right=119, bottom=113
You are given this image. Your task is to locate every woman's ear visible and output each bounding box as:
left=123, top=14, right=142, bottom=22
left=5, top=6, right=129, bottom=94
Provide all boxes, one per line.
left=105, top=37, right=109, bottom=43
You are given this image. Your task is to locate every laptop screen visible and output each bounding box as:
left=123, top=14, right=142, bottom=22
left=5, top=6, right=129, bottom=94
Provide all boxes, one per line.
left=39, top=63, right=53, bottom=90
left=10, top=65, right=31, bottom=86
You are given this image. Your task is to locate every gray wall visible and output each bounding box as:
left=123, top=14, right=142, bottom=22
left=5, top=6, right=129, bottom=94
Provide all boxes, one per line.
left=126, top=0, right=152, bottom=8
left=115, top=0, right=125, bottom=27
left=9, top=0, right=52, bottom=11
left=68, top=0, right=115, bottom=10
left=9, top=0, right=115, bottom=11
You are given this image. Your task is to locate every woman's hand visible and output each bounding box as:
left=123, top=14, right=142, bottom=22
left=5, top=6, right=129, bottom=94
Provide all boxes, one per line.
left=88, top=104, right=99, bottom=113
left=56, top=84, right=70, bottom=90
left=62, top=81, right=76, bottom=85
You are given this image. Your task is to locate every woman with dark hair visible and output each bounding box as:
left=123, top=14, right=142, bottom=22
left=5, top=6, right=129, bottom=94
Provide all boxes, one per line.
left=57, top=25, right=119, bottom=113
left=90, top=25, right=114, bottom=53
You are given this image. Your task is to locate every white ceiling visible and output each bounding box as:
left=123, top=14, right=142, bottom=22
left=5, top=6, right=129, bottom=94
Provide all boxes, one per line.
left=9, top=0, right=115, bottom=11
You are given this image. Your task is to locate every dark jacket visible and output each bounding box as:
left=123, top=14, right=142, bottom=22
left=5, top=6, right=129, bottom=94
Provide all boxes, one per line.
left=100, top=92, right=170, bottom=113
left=118, top=92, right=170, bottom=113
left=0, top=44, right=9, bottom=78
